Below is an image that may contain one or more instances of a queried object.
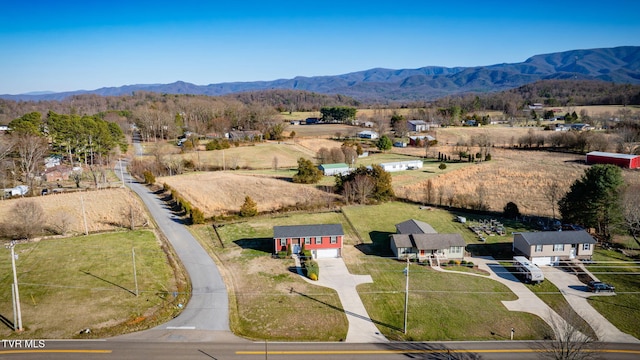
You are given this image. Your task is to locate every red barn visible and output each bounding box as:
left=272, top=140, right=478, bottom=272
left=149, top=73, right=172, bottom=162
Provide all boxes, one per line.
left=273, top=224, right=343, bottom=259
left=586, top=151, right=640, bottom=169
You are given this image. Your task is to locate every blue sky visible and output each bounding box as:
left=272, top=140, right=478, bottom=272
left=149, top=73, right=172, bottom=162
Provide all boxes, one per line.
left=1, top=0, right=638, bottom=94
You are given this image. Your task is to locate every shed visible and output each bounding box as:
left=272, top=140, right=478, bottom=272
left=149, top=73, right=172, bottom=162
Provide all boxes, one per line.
left=358, top=130, right=379, bottom=139
left=318, top=163, right=350, bottom=176
left=586, top=151, right=640, bottom=169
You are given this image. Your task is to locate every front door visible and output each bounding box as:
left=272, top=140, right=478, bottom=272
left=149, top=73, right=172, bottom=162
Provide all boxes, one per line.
left=292, top=238, right=301, bottom=254
left=570, top=244, right=576, bottom=259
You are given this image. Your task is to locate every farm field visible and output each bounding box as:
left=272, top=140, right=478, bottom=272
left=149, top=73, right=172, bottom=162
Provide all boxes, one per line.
left=157, top=172, right=339, bottom=217
left=0, top=230, right=183, bottom=339
left=189, top=204, right=550, bottom=341
left=0, top=188, right=150, bottom=236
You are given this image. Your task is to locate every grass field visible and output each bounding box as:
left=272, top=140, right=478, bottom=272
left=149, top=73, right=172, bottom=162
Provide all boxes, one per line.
left=0, top=188, right=150, bottom=236
left=0, top=230, right=184, bottom=339
left=189, top=203, right=551, bottom=341
left=586, top=250, right=640, bottom=339
left=190, top=212, right=349, bottom=341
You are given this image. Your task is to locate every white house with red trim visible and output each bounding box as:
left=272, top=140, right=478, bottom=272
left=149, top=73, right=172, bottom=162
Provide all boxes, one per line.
left=273, top=224, right=344, bottom=259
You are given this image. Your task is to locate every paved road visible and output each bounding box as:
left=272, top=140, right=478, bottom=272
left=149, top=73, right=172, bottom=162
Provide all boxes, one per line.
left=3, top=339, right=640, bottom=360
left=114, top=147, right=231, bottom=340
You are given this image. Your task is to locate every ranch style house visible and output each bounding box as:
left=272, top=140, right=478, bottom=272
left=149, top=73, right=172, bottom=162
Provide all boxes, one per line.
left=273, top=224, right=344, bottom=259
left=512, top=230, right=596, bottom=266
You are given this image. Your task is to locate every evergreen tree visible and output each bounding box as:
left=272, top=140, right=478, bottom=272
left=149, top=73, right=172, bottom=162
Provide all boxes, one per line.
left=240, top=195, right=258, bottom=217
left=559, top=164, right=624, bottom=240
left=292, top=157, right=322, bottom=184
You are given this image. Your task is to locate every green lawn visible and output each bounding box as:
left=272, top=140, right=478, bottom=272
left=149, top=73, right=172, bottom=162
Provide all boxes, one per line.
left=586, top=250, right=640, bottom=339
left=0, top=230, right=183, bottom=339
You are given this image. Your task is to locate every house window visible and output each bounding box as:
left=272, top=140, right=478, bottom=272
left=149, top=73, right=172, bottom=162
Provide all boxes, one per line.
left=553, top=244, right=564, bottom=252
left=583, top=243, right=590, bottom=251
left=535, top=245, right=543, bottom=252
left=280, top=238, right=286, bottom=247
left=450, top=246, right=463, bottom=253
left=330, top=236, right=337, bottom=244
left=305, top=237, right=311, bottom=245
left=315, top=237, right=322, bottom=244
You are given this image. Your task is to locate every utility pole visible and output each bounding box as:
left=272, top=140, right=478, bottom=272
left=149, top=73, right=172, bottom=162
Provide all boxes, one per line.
left=403, top=256, right=409, bottom=334
left=80, top=196, right=89, bottom=235
left=119, top=159, right=125, bottom=188
left=132, top=248, right=138, bottom=297
left=6, top=241, right=23, bottom=331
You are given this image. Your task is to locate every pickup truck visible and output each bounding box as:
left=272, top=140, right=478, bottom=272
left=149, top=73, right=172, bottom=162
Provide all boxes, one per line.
left=587, top=281, right=615, bottom=293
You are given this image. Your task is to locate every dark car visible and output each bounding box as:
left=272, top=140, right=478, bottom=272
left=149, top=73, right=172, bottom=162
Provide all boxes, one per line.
left=587, top=281, right=615, bottom=293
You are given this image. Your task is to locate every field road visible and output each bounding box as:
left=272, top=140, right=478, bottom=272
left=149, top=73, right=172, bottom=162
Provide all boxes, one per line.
left=113, top=142, right=235, bottom=342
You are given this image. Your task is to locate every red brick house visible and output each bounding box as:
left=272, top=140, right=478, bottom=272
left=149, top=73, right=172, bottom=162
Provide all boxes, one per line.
left=44, top=165, right=74, bottom=182
left=273, top=224, right=344, bottom=259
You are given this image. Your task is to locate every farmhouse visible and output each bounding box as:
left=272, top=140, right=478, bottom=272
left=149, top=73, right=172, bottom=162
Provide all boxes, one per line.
left=273, top=224, right=344, bottom=259
left=358, top=130, right=379, bottom=139
left=586, top=151, right=640, bottom=169
left=228, top=130, right=263, bottom=141
left=318, top=163, right=350, bottom=176
left=512, top=230, right=596, bottom=266
left=408, top=120, right=428, bottom=132
left=379, top=159, right=423, bottom=172
left=390, top=219, right=465, bottom=263
left=44, top=165, right=74, bottom=182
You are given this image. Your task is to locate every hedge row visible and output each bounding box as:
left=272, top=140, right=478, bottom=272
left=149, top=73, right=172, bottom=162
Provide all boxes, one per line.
left=303, top=259, right=319, bottom=281
left=163, top=183, right=205, bottom=224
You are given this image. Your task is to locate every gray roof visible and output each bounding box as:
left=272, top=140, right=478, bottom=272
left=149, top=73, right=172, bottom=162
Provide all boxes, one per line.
left=273, top=224, right=344, bottom=239
left=395, top=219, right=437, bottom=234
left=517, top=230, right=596, bottom=246
left=391, top=233, right=465, bottom=250
left=586, top=151, right=639, bottom=160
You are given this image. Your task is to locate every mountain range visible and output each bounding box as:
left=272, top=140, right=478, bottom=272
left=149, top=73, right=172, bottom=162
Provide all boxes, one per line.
left=3, top=46, right=639, bottom=103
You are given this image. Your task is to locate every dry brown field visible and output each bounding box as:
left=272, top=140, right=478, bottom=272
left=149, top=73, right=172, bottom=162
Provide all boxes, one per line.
left=0, top=188, right=150, bottom=236
left=157, top=172, right=339, bottom=217
left=396, top=148, right=640, bottom=217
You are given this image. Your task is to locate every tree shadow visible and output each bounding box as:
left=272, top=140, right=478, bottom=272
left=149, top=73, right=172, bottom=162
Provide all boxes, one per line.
left=354, top=231, right=394, bottom=257
left=380, top=342, right=482, bottom=359
left=289, top=288, right=402, bottom=333
left=80, top=270, right=136, bottom=296
left=467, top=242, right=513, bottom=260
left=0, top=314, right=14, bottom=330
left=233, top=237, right=273, bottom=254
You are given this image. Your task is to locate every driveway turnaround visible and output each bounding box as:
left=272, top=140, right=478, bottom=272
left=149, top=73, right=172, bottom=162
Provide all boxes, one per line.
left=542, top=266, right=639, bottom=343
left=295, top=256, right=388, bottom=343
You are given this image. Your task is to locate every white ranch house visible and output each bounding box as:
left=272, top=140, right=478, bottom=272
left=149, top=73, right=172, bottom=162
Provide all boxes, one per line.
left=379, top=160, right=423, bottom=172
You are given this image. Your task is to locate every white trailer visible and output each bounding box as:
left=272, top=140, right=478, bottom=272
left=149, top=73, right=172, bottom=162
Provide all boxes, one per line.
left=513, top=256, right=544, bottom=283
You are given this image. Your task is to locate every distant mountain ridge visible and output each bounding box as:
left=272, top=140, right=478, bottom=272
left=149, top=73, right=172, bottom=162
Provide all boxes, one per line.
left=3, top=46, right=639, bottom=102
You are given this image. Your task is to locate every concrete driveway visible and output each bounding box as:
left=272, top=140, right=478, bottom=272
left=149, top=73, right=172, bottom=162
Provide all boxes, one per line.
left=542, top=266, right=639, bottom=343
left=294, top=256, right=388, bottom=343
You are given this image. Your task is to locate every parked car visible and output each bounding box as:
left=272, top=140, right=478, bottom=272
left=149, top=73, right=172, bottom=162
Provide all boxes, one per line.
left=587, top=281, right=615, bottom=293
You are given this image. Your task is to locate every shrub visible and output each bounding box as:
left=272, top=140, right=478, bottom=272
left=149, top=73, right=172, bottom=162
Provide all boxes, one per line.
left=240, top=196, right=258, bottom=217
left=466, top=261, right=474, bottom=267
left=190, top=207, right=205, bottom=224
left=439, top=163, right=447, bottom=170
left=454, top=260, right=461, bottom=265
left=143, top=170, right=155, bottom=184
left=277, top=251, right=288, bottom=259
left=485, top=153, right=492, bottom=161
left=448, top=259, right=455, bottom=265
left=460, top=260, right=467, bottom=265
left=304, top=259, right=320, bottom=280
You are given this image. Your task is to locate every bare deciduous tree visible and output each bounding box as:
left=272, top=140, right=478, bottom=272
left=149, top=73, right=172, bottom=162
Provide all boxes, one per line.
left=536, top=309, right=600, bottom=360
left=13, top=134, right=48, bottom=195
left=544, top=179, right=564, bottom=222
left=51, top=211, right=75, bottom=236
left=623, top=184, right=640, bottom=246
left=7, top=200, right=46, bottom=239
left=352, top=174, right=374, bottom=204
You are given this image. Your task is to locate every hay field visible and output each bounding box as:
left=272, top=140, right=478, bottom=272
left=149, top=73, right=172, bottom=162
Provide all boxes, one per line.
left=396, top=148, right=640, bottom=216
left=0, top=188, right=149, bottom=236
left=158, top=172, right=338, bottom=217
left=180, top=142, right=314, bottom=170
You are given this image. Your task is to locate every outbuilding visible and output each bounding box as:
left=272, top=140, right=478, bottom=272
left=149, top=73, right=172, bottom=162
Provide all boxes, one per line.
left=586, top=151, right=640, bottom=169
left=318, top=163, right=350, bottom=176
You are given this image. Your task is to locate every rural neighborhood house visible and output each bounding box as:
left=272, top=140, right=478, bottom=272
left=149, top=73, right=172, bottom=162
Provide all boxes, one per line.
left=390, top=219, right=465, bottom=264
left=379, top=160, right=424, bottom=172
left=273, top=224, right=344, bottom=259
left=512, top=230, right=597, bottom=266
